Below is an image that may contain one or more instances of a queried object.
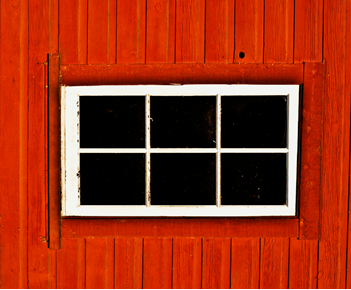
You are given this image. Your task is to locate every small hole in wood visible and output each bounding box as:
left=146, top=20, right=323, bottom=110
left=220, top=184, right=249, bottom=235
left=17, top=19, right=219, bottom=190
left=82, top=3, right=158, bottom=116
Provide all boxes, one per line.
left=239, top=52, right=245, bottom=59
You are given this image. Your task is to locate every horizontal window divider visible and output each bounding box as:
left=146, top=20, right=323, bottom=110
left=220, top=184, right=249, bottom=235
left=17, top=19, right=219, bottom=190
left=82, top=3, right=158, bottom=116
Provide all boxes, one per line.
left=78, top=148, right=289, bottom=153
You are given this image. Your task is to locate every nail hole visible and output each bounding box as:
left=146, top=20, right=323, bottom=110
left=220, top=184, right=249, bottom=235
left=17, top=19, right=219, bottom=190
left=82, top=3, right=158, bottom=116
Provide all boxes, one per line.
left=239, top=52, right=245, bottom=59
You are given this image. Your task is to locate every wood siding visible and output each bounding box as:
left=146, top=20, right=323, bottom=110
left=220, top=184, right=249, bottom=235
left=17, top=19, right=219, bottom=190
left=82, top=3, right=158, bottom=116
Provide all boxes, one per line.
left=0, top=0, right=350, bottom=288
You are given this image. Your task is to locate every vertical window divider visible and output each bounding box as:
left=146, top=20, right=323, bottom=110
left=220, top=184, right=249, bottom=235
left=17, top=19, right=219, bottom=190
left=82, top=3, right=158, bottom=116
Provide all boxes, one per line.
left=216, top=94, right=221, bottom=207
left=146, top=94, right=151, bottom=207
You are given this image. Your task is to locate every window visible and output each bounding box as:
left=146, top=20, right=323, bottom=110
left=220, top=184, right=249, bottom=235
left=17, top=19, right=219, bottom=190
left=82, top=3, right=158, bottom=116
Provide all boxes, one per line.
left=61, top=85, right=299, bottom=217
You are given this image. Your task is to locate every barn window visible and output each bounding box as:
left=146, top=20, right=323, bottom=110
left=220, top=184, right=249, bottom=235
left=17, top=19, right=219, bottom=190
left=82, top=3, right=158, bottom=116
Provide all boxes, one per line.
left=61, top=85, right=299, bottom=217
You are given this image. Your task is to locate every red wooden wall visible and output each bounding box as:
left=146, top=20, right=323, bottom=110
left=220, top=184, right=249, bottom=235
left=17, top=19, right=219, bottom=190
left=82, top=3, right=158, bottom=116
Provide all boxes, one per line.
left=0, top=0, right=350, bottom=288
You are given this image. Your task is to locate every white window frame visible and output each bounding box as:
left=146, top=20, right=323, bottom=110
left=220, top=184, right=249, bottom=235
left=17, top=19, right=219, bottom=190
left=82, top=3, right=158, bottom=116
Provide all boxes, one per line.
left=61, top=85, right=299, bottom=217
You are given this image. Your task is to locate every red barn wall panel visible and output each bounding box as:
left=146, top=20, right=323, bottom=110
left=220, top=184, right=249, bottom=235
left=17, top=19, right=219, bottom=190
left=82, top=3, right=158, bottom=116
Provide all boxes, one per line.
left=234, top=0, right=263, bottom=64
left=1, top=0, right=351, bottom=288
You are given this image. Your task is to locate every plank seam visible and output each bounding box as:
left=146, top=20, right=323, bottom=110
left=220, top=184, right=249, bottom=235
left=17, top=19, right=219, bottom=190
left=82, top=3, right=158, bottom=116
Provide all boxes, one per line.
left=292, top=0, right=296, bottom=63
left=262, top=0, right=265, bottom=64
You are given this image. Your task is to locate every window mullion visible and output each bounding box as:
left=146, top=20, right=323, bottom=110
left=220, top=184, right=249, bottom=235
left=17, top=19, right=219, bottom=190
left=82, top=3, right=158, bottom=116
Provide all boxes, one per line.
left=146, top=94, right=151, bottom=207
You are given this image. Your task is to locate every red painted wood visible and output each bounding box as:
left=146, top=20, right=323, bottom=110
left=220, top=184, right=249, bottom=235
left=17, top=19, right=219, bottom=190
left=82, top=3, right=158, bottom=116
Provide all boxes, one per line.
left=205, top=0, right=234, bottom=63
left=57, top=239, right=86, bottom=288
left=294, top=0, right=323, bottom=63
left=172, top=238, right=202, bottom=288
left=143, top=238, right=172, bottom=288
left=49, top=0, right=59, bottom=54
left=48, top=54, right=61, bottom=249
left=61, top=63, right=304, bottom=85
left=318, top=0, right=349, bottom=287
left=298, top=63, right=324, bottom=240
left=59, top=0, right=88, bottom=64
left=0, top=0, right=28, bottom=287
left=230, top=238, right=260, bottom=289
left=27, top=0, right=51, bottom=287
left=146, top=0, right=176, bottom=63
left=175, top=0, right=205, bottom=63
left=114, top=238, right=143, bottom=289
left=61, top=218, right=299, bottom=239
left=289, top=239, right=318, bottom=288
left=116, top=0, right=146, bottom=64
left=234, top=0, right=263, bottom=64
left=202, top=238, right=231, bottom=288
left=86, top=238, right=115, bottom=289
left=264, top=0, right=294, bottom=63
left=260, top=238, right=289, bottom=288
left=87, top=0, right=117, bottom=64
left=48, top=250, right=57, bottom=289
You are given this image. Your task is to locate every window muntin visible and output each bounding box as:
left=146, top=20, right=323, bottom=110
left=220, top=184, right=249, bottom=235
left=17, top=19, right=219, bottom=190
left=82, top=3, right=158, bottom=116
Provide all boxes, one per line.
left=61, top=85, right=299, bottom=217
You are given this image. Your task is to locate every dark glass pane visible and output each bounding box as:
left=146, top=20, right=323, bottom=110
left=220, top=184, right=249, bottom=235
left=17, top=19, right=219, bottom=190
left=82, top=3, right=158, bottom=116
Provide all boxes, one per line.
left=80, top=96, right=145, bottom=148
left=221, top=153, right=286, bottom=205
left=151, top=96, right=216, bottom=148
left=151, top=154, right=216, bottom=205
left=80, top=153, right=145, bottom=205
left=222, top=96, right=287, bottom=148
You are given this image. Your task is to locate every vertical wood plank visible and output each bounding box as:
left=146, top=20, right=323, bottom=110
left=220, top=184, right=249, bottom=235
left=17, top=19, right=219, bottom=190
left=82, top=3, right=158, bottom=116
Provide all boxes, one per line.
left=116, top=0, right=146, bottom=64
left=234, top=0, right=264, bottom=64
left=57, top=239, right=86, bottom=289
left=346, top=0, right=351, bottom=287
left=48, top=54, right=61, bottom=250
left=172, top=238, right=202, bottom=289
left=48, top=250, right=57, bottom=289
left=146, top=0, right=176, bottom=63
left=318, top=0, right=349, bottom=287
left=115, top=238, right=143, bottom=289
left=175, top=0, right=205, bottom=63
left=260, top=238, right=289, bottom=288
left=264, top=0, right=294, bottom=63
left=49, top=0, right=59, bottom=53
left=143, top=238, right=172, bottom=288
left=202, top=238, right=231, bottom=289
left=0, top=0, right=28, bottom=287
left=59, top=0, right=88, bottom=64
left=231, top=238, right=260, bottom=289
left=294, top=0, right=323, bottom=63
left=28, top=0, right=51, bottom=287
left=86, top=238, right=115, bottom=289
left=289, top=239, right=318, bottom=288
left=205, top=0, right=235, bottom=63
left=88, top=0, right=117, bottom=64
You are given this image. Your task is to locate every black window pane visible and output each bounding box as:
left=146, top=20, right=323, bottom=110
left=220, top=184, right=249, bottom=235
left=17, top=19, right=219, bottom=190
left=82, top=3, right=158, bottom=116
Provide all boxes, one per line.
left=80, top=153, right=145, bottom=205
left=222, top=96, right=287, bottom=148
left=221, top=153, right=286, bottom=205
left=151, top=96, right=216, bottom=148
left=80, top=96, right=145, bottom=148
left=151, top=154, right=216, bottom=205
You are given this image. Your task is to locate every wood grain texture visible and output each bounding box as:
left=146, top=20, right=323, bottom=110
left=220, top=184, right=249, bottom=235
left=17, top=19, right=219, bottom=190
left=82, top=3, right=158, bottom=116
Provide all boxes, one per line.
left=318, top=0, right=349, bottom=287
left=299, top=63, right=324, bottom=240
left=116, top=0, right=146, bottom=64
left=87, top=0, right=117, bottom=64
left=294, top=0, right=323, bottom=63
left=48, top=54, right=61, bottom=250
left=205, top=0, right=234, bottom=63
left=172, top=238, right=202, bottom=289
left=49, top=0, right=59, bottom=53
left=175, top=0, right=205, bottom=63
left=289, top=239, right=318, bottom=288
left=234, top=0, right=263, bottom=64
left=57, top=239, right=86, bottom=289
left=61, top=63, right=304, bottom=85
left=143, top=238, right=172, bottom=288
left=59, top=0, right=88, bottom=64
left=146, top=0, right=176, bottom=63
left=260, top=238, right=289, bottom=288
left=114, top=238, right=143, bottom=289
left=202, top=238, right=231, bottom=288
left=86, top=238, right=115, bottom=289
left=264, top=0, right=294, bottom=63
left=61, top=218, right=299, bottom=239
left=231, top=238, right=260, bottom=289
left=0, top=0, right=28, bottom=287
left=27, top=0, right=51, bottom=287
